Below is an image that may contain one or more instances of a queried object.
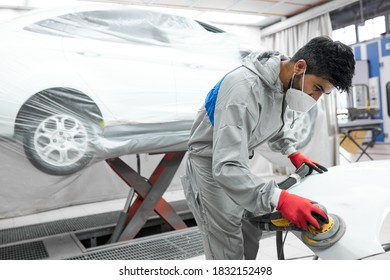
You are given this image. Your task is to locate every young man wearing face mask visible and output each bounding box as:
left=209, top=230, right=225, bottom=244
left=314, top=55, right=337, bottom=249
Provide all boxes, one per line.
left=181, top=36, right=355, bottom=260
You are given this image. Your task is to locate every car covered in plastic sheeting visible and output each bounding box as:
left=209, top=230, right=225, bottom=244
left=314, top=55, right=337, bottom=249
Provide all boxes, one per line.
left=0, top=4, right=243, bottom=175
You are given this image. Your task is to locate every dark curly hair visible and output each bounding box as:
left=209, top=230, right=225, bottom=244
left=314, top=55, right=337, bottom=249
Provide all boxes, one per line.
left=290, top=36, right=355, bottom=93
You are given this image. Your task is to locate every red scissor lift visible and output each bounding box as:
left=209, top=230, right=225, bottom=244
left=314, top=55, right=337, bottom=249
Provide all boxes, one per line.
left=105, top=151, right=188, bottom=243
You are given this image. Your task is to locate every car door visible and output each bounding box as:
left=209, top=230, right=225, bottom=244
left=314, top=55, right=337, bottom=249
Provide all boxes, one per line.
left=61, top=9, right=176, bottom=124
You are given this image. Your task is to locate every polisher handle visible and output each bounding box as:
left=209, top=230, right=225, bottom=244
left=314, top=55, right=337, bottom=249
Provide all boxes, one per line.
left=246, top=202, right=329, bottom=231
left=278, top=163, right=311, bottom=190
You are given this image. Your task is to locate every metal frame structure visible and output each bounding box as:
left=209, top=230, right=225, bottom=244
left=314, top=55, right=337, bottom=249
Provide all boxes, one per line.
left=338, top=119, right=383, bottom=162
left=105, top=151, right=188, bottom=242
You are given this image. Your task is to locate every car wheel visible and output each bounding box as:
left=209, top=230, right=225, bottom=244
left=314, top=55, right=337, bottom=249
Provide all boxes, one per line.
left=22, top=112, right=96, bottom=176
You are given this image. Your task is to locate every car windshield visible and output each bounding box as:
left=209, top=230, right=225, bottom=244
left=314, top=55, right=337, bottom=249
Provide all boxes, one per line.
left=24, top=8, right=209, bottom=47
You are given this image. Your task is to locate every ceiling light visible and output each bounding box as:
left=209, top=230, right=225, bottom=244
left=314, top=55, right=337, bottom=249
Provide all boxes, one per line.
left=197, top=11, right=266, bottom=26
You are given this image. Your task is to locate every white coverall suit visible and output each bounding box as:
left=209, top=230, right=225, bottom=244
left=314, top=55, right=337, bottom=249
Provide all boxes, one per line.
left=181, top=51, right=298, bottom=259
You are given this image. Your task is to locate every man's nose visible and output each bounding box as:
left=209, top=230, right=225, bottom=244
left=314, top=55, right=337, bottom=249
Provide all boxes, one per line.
left=309, top=92, right=322, bottom=101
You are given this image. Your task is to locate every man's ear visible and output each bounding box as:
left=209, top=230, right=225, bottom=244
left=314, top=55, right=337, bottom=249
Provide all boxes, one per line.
left=294, top=59, right=307, bottom=75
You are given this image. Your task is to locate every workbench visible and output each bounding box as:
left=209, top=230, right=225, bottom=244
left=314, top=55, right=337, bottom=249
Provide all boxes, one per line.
left=338, top=119, right=383, bottom=162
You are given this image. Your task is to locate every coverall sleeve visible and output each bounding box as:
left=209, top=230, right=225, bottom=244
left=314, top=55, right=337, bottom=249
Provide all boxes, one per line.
left=211, top=84, right=277, bottom=214
left=267, top=126, right=297, bottom=156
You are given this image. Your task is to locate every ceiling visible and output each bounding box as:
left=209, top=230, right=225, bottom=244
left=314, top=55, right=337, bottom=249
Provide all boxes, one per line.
left=330, top=0, right=390, bottom=30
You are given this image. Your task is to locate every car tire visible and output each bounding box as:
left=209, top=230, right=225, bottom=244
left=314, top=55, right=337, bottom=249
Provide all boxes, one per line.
left=22, top=111, right=97, bottom=176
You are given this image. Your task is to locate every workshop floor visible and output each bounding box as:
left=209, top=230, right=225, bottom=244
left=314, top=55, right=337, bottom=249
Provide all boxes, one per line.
left=0, top=143, right=389, bottom=260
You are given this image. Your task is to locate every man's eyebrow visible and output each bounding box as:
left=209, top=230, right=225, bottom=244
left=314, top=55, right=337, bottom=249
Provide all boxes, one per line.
left=315, top=84, right=331, bottom=95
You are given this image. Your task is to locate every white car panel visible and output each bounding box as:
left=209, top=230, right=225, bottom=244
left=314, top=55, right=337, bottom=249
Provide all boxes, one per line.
left=62, top=36, right=177, bottom=122
left=288, top=160, right=390, bottom=259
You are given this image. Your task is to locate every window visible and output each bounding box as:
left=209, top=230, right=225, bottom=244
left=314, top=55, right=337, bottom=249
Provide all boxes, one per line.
left=332, top=24, right=356, bottom=45
left=358, top=16, right=386, bottom=42
left=332, top=15, right=386, bottom=45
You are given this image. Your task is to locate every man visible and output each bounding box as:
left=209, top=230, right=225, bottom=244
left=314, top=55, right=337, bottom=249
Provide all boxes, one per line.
left=181, top=36, right=355, bottom=260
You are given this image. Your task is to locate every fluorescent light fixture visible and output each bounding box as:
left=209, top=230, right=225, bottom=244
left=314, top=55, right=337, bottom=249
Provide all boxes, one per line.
left=141, top=6, right=204, bottom=19
left=197, top=11, right=266, bottom=26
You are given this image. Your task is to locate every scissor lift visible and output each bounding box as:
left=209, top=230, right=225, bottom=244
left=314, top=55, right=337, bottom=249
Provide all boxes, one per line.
left=0, top=151, right=205, bottom=260
left=105, top=151, right=188, bottom=242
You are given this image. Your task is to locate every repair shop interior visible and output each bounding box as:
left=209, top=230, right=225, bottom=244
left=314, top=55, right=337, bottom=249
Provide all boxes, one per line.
left=0, top=0, right=389, bottom=262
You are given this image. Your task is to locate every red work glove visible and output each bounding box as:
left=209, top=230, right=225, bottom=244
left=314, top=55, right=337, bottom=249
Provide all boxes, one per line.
left=276, top=190, right=328, bottom=229
left=288, top=152, right=328, bottom=174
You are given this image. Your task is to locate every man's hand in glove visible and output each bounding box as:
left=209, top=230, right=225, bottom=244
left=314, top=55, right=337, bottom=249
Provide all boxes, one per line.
left=288, top=152, right=328, bottom=174
left=276, top=190, right=328, bottom=229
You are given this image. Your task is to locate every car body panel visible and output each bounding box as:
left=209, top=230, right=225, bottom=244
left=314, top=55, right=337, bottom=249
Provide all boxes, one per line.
left=62, top=35, right=178, bottom=122
left=288, top=160, right=390, bottom=259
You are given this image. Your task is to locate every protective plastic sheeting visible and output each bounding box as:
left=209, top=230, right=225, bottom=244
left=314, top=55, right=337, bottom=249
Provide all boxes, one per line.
left=0, top=4, right=242, bottom=217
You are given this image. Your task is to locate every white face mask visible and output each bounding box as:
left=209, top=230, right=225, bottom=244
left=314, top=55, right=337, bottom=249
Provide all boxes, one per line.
left=285, top=69, right=316, bottom=113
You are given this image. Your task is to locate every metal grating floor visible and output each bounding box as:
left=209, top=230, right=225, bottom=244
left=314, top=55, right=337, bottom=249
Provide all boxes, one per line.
left=0, top=201, right=203, bottom=260
left=0, top=211, right=120, bottom=245
left=0, top=241, right=48, bottom=260
left=68, top=227, right=204, bottom=260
